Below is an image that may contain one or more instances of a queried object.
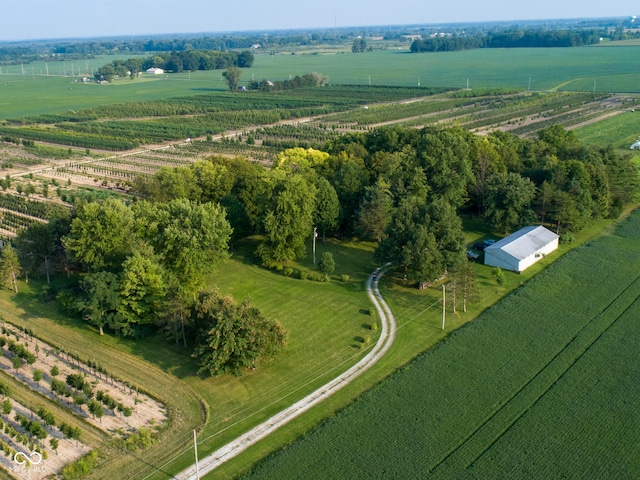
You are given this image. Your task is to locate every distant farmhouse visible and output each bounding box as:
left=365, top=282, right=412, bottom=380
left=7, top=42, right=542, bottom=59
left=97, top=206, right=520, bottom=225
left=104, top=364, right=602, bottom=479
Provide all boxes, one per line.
left=146, top=68, right=164, bottom=75
left=484, top=226, right=559, bottom=273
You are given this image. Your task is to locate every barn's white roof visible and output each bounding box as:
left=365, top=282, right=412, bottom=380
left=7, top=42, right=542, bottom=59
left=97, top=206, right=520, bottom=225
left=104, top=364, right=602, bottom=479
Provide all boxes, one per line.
left=485, top=226, right=558, bottom=261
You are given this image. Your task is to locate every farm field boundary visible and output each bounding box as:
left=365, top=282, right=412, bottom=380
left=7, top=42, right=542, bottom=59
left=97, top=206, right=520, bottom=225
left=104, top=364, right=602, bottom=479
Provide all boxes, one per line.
left=240, top=209, right=640, bottom=480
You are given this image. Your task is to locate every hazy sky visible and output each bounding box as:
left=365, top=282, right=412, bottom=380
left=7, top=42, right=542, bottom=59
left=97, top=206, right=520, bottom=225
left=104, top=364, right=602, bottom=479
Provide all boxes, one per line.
left=1, top=0, right=638, bottom=42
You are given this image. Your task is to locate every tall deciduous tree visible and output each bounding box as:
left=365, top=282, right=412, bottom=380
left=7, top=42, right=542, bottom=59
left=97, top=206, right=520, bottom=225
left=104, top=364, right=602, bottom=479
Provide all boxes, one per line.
left=257, top=174, right=316, bottom=263
left=314, top=177, right=340, bottom=241
left=223, top=66, right=242, bottom=90
left=192, top=290, right=287, bottom=376
left=15, top=222, right=54, bottom=283
left=355, top=180, right=393, bottom=243
left=378, top=195, right=465, bottom=286
left=117, top=249, right=167, bottom=337
left=78, top=271, right=121, bottom=336
left=331, top=157, right=369, bottom=228
left=484, top=172, right=537, bottom=234
left=63, top=198, right=135, bottom=272
left=138, top=199, right=232, bottom=294
left=416, top=127, right=475, bottom=208
left=352, top=37, right=367, bottom=53
left=0, top=245, right=21, bottom=293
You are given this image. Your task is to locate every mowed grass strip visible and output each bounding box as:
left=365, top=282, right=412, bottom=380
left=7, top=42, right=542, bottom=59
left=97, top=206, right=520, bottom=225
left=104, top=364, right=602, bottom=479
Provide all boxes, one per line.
left=240, top=209, right=640, bottom=480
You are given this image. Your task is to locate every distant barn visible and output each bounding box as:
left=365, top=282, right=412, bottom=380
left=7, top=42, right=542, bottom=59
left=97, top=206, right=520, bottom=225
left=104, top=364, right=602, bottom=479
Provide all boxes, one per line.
left=484, top=226, right=559, bottom=273
left=146, top=68, right=164, bottom=75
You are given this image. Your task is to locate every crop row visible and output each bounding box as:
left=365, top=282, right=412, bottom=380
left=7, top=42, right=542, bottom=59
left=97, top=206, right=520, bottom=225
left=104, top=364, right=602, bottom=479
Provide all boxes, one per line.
left=0, top=126, right=138, bottom=151
left=12, top=86, right=447, bottom=125
left=508, top=106, right=610, bottom=136
left=461, top=92, right=603, bottom=130
left=0, top=192, right=59, bottom=219
left=0, top=210, right=39, bottom=233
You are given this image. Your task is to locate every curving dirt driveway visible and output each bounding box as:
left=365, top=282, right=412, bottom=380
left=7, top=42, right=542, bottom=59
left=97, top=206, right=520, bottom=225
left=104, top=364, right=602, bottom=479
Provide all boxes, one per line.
left=176, top=264, right=396, bottom=479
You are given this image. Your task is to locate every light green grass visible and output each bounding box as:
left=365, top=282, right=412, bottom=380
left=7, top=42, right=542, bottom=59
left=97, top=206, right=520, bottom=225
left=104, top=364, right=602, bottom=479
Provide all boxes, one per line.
left=246, top=46, right=640, bottom=93
left=575, top=109, right=640, bottom=151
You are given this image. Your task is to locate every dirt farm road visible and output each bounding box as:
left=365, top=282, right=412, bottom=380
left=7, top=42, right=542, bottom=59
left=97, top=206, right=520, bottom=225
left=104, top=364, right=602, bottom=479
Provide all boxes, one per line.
left=176, top=264, right=396, bottom=479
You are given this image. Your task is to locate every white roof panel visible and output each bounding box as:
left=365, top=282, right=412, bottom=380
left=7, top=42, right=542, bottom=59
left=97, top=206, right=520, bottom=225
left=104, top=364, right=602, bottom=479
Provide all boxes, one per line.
left=485, top=226, right=558, bottom=261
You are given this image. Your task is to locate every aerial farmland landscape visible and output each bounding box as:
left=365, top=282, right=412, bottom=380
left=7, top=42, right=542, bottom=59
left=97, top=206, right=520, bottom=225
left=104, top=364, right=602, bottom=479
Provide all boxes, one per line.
left=0, top=1, right=639, bottom=479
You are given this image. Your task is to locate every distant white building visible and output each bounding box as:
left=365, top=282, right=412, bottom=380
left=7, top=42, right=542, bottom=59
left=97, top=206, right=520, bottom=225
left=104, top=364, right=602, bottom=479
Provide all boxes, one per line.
left=146, top=68, right=164, bottom=75
left=630, top=141, right=640, bottom=150
left=484, top=226, right=559, bottom=273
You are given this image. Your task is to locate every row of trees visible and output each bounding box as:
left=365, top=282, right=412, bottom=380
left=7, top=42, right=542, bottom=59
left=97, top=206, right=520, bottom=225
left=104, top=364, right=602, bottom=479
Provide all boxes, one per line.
left=410, top=28, right=602, bottom=53
left=95, top=49, right=254, bottom=81
left=246, top=72, right=328, bottom=92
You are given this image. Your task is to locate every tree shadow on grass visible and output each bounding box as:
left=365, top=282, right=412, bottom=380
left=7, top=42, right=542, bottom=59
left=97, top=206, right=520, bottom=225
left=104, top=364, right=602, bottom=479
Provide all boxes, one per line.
left=5, top=283, right=199, bottom=380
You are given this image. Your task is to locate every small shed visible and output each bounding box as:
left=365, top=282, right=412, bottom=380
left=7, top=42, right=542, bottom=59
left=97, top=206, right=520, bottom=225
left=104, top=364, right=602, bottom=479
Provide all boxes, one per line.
left=484, top=226, right=559, bottom=273
left=146, top=68, right=164, bottom=75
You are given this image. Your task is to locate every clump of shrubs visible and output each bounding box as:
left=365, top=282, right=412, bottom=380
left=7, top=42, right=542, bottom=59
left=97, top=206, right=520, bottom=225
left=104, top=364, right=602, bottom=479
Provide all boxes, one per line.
left=340, top=274, right=350, bottom=282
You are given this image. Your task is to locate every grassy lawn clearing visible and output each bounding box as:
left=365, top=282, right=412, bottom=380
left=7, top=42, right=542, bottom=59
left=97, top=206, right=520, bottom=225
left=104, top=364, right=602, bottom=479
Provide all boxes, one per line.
left=575, top=108, right=640, bottom=155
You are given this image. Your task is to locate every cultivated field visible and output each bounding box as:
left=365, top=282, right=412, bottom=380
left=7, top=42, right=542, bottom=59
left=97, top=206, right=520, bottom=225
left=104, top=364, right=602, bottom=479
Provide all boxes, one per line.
left=2, top=44, right=640, bottom=121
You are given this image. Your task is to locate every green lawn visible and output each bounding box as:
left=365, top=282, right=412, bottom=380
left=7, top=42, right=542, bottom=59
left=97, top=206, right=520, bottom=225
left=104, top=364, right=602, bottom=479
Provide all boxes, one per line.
left=575, top=109, right=640, bottom=153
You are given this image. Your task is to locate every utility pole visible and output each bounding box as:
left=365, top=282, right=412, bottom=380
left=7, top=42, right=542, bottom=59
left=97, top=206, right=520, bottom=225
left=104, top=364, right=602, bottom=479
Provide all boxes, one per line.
left=313, top=227, right=317, bottom=264
left=441, top=284, right=446, bottom=330
left=193, top=430, right=200, bottom=479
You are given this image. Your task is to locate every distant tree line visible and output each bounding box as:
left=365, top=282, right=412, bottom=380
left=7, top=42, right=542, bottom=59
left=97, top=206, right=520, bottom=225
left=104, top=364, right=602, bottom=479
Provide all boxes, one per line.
left=411, top=28, right=604, bottom=53
left=95, top=49, right=254, bottom=81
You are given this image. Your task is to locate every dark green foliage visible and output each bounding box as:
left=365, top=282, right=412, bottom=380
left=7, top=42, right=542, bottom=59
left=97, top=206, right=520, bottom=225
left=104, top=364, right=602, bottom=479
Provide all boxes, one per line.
left=0, top=382, right=9, bottom=398
left=1, top=399, right=11, bottom=416
left=352, top=37, right=367, bottom=53
left=59, top=422, right=82, bottom=441
left=484, top=172, right=537, bottom=234
left=87, top=400, right=104, bottom=421
left=65, top=373, right=85, bottom=390
left=319, top=252, right=335, bottom=277
left=36, top=406, right=56, bottom=426
left=410, top=27, right=601, bottom=53
left=192, top=290, right=287, bottom=377
left=257, top=174, right=316, bottom=263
